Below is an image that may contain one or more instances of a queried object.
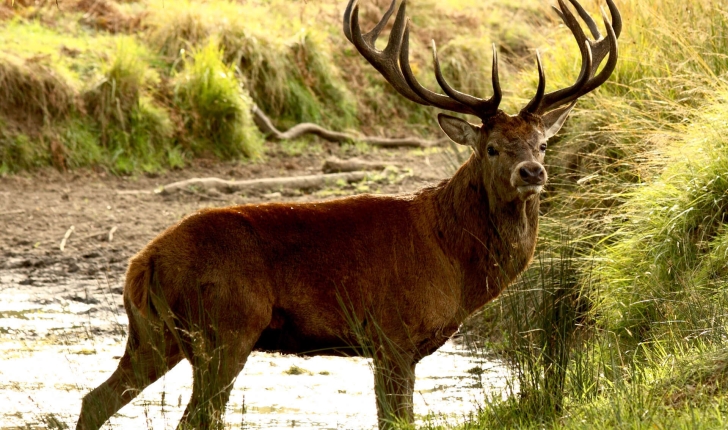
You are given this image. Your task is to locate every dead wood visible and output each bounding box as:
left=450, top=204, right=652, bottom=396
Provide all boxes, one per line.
left=252, top=104, right=447, bottom=148
left=157, top=171, right=370, bottom=196
left=322, top=157, right=395, bottom=173
left=60, top=225, right=75, bottom=252
left=116, top=190, right=153, bottom=196
left=0, top=209, right=26, bottom=216
left=78, top=227, right=118, bottom=242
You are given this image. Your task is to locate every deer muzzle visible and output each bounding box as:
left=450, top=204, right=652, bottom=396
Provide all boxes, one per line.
left=512, top=161, right=547, bottom=196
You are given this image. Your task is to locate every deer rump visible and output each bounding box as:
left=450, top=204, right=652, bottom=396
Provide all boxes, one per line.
left=127, top=193, right=463, bottom=362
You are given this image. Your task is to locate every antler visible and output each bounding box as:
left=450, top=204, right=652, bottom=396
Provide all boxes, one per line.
left=522, top=0, right=622, bottom=115
left=343, top=0, right=502, bottom=121
left=344, top=0, right=620, bottom=120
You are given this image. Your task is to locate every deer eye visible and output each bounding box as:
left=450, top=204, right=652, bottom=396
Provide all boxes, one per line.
left=486, top=146, right=498, bottom=157
left=539, top=143, right=547, bottom=152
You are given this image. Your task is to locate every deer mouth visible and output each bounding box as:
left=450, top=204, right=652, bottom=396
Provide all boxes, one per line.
left=516, top=184, right=544, bottom=196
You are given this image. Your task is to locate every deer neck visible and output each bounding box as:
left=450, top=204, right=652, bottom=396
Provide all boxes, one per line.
left=429, top=161, right=540, bottom=317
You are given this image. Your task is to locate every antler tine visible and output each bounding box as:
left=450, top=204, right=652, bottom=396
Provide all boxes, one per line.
left=524, top=0, right=592, bottom=114
left=489, top=44, right=503, bottom=109
left=522, top=51, right=546, bottom=113
left=589, top=0, right=622, bottom=66
left=576, top=8, right=619, bottom=94
left=551, top=1, right=600, bottom=39
left=345, top=0, right=502, bottom=120
left=432, top=41, right=502, bottom=118
left=365, top=0, right=397, bottom=46
left=344, top=0, right=398, bottom=46
left=345, top=0, right=429, bottom=105
left=397, top=24, right=477, bottom=115
left=568, top=0, right=601, bottom=39
left=528, top=0, right=620, bottom=114
left=343, top=0, right=355, bottom=43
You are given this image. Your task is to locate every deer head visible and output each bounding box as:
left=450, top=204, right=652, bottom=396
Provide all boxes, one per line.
left=344, top=0, right=621, bottom=206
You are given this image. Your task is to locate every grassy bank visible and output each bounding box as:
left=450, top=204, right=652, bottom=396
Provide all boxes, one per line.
left=0, top=0, right=542, bottom=174
left=461, top=1, right=728, bottom=428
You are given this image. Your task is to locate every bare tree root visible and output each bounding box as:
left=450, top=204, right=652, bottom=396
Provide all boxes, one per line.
left=322, top=157, right=396, bottom=173
left=156, top=171, right=370, bottom=196
left=252, top=104, right=447, bottom=148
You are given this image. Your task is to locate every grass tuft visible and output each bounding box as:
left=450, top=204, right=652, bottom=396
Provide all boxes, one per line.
left=83, top=38, right=174, bottom=173
left=0, top=52, right=76, bottom=125
left=173, top=39, right=263, bottom=160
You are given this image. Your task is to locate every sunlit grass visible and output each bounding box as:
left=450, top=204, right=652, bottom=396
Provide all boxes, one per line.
left=460, top=0, right=728, bottom=428
left=173, top=39, right=263, bottom=159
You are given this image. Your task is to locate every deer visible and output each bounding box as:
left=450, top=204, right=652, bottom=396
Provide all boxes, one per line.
left=76, top=0, right=620, bottom=428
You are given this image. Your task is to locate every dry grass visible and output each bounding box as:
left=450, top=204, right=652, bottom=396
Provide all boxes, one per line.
left=0, top=53, right=77, bottom=125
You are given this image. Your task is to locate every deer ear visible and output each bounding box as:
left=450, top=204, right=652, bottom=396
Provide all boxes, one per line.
left=542, top=101, right=576, bottom=140
left=437, top=114, right=480, bottom=147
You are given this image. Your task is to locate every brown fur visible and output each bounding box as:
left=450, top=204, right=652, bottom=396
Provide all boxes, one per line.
left=76, top=112, right=555, bottom=430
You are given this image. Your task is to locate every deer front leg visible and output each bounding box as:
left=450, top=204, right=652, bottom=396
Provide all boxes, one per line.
left=373, top=355, right=416, bottom=430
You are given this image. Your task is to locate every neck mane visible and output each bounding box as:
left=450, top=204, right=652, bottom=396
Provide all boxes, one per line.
left=421, top=157, right=540, bottom=318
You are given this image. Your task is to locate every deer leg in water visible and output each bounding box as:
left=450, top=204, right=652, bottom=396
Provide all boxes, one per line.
left=76, top=305, right=184, bottom=430
left=176, top=330, right=257, bottom=430
left=373, top=355, right=417, bottom=430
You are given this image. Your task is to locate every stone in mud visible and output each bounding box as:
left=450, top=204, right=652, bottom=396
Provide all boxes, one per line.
left=66, top=294, right=100, bottom=305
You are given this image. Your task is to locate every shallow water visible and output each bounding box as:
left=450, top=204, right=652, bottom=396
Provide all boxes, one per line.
left=0, top=269, right=513, bottom=429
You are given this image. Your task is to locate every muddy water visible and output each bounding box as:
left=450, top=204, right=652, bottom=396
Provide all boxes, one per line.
left=0, top=268, right=513, bottom=429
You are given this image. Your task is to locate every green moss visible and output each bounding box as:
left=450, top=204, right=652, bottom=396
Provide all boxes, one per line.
left=0, top=18, right=115, bottom=89
left=80, top=39, right=175, bottom=173
left=146, top=0, right=358, bottom=130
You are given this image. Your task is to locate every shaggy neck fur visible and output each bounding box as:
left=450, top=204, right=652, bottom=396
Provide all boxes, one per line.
left=424, top=154, right=540, bottom=319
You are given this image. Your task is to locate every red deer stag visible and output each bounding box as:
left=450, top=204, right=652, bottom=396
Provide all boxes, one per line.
left=76, top=0, right=620, bottom=428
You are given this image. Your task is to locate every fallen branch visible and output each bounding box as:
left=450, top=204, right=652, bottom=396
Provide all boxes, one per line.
left=252, top=104, right=447, bottom=148
left=322, top=157, right=395, bottom=173
left=157, top=171, right=370, bottom=196
left=117, top=189, right=153, bottom=196
left=78, top=227, right=118, bottom=242
left=79, top=231, right=108, bottom=241
left=0, top=209, right=25, bottom=216
left=60, top=225, right=75, bottom=252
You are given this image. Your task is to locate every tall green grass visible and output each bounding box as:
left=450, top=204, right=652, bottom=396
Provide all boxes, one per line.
left=173, top=39, right=263, bottom=159
left=83, top=38, right=178, bottom=173
left=458, top=0, right=728, bottom=428
left=594, top=95, right=728, bottom=347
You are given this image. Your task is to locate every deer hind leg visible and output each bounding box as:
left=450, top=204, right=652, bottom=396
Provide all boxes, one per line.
left=373, top=354, right=417, bottom=430
left=175, top=287, right=271, bottom=429
left=76, top=300, right=184, bottom=430
left=175, top=332, right=254, bottom=430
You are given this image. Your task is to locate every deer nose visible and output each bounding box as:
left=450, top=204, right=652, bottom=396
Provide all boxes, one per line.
left=519, top=164, right=545, bottom=185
